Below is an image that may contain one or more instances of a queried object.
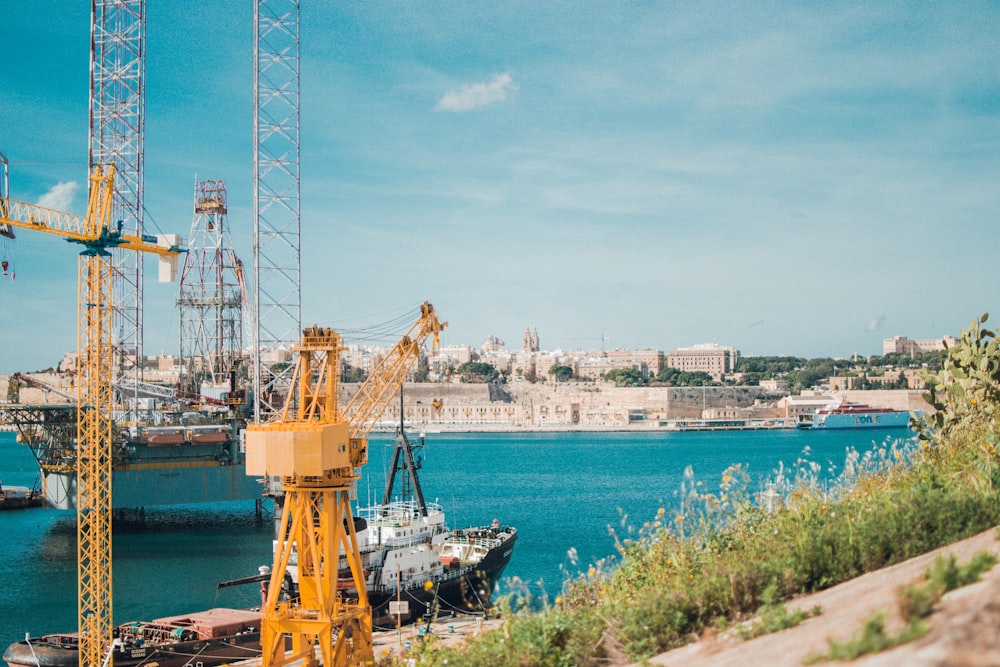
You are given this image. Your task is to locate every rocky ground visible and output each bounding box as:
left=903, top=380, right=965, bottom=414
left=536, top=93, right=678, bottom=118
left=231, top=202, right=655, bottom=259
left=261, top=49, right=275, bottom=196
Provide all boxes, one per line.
left=635, top=527, right=1000, bottom=667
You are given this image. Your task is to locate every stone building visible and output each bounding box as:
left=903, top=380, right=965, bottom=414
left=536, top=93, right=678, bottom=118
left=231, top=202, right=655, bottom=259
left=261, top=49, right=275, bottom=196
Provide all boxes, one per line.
left=426, top=345, right=473, bottom=380
left=573, top=348, right=664, bottom=381
left=522, top=327, right=540, bottom=353
left=883, top=335, right=958, bottom=355
left=667, top=343, right=740, bottom=380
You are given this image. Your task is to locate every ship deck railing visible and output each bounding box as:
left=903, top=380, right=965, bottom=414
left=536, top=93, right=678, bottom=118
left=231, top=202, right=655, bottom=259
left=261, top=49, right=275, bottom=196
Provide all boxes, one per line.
left=370, top=560, right=484, bottom=596
left=444, top=526, right=516, bottom=552
left=368, top=532, right=440, bottom=549
left=444, top=535, right=504, bottom=551
left=358, top=500, right=445, bottom=524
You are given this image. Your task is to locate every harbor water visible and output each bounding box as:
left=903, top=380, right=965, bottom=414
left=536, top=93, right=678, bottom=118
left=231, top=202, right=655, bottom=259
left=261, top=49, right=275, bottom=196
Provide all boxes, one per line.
left=0, top=427, right=914, bottom=649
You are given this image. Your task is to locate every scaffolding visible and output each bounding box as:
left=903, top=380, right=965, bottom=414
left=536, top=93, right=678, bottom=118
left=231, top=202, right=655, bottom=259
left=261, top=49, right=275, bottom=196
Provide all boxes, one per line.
left=177, top=180, right=244, bottom=395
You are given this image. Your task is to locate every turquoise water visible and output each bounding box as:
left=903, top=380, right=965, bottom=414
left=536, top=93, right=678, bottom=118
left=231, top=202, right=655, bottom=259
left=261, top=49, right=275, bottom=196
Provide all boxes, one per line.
left=0, top=428, right=910, bottom=648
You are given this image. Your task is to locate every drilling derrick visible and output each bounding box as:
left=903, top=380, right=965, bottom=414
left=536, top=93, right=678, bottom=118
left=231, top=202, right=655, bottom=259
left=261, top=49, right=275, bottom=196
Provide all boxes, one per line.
left=177, top=180, right=244, bottom=395
left=246, top=302, right=446, bottom=667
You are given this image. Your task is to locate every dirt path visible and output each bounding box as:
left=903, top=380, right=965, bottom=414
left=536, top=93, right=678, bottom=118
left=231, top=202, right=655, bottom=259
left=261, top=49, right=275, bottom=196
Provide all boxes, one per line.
left=635, top=527, right=1000, bottom=667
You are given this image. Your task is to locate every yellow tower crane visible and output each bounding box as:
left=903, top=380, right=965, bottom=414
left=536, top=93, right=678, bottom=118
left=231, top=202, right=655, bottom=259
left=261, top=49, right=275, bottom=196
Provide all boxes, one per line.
left=246, top=302, right=446, bottom=667
left=0, top=164, right=184, bottom=667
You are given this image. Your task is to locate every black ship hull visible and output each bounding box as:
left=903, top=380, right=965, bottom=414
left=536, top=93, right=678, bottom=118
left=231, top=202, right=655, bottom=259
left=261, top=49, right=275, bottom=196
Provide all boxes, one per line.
left=369, top=527, right=517, bottom=627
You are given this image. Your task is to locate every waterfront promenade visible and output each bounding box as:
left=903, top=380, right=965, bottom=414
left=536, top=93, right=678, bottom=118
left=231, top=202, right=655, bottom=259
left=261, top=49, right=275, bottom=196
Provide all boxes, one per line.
left=0, top=372, right=931, bottom=432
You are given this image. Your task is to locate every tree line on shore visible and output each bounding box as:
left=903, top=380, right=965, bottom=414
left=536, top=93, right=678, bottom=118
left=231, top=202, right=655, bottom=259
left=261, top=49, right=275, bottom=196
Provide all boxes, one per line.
left=439, top=350, right=946, bottom=392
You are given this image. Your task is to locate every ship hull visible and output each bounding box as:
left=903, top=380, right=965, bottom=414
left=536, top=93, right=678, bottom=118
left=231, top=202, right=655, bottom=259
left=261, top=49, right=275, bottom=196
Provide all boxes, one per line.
left=369, top=529, right=517, bottom=627
left=42, top=464, right=263, bottom=510
left=0, top=485, right=42, bottom=510
left=3, top=608, right=264, bottom=667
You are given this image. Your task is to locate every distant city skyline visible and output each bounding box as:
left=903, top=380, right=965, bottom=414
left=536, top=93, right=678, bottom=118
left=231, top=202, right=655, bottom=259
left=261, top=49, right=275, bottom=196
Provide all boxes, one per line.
left=7, top=327, right=958, bottom=378
left=2, top=2, right=998, bottom=373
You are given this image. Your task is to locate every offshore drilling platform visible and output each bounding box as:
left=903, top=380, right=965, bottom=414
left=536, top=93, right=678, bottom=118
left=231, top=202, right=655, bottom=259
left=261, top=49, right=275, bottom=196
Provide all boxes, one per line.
left=0, top=2, right=303, bottom=665
left=2, top=178, right=263, bottom=512
left=0, top=3, right=451, bottom=666
left=0, top=0, right=302, bottom=515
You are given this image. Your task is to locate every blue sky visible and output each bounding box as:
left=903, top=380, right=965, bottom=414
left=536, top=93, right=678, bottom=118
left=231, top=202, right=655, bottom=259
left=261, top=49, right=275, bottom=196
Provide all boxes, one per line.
left=2, top=1, right=999, bottom=373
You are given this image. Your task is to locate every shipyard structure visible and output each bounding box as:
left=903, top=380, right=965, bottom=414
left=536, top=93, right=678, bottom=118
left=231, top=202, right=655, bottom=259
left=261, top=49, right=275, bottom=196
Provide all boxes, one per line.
left=0, top=179, right=263, bottom=512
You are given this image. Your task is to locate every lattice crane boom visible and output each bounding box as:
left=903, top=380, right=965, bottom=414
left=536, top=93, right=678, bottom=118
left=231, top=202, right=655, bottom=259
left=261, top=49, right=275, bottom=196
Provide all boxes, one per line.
left=0, top=167, right=181, bottom=256
left=343, top=301, right=446, bottom=443
left=245, top=302, right=446, bottom=667
left=0, top=164, right=183, bottom=667
left=8, top=373, right=77, bottom=403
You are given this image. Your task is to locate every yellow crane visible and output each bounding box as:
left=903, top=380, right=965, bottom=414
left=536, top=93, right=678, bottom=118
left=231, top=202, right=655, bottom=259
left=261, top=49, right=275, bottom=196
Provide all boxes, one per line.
left=246, top=301, right=446, bottom=667
left=0, top=164, right=184, bottom=667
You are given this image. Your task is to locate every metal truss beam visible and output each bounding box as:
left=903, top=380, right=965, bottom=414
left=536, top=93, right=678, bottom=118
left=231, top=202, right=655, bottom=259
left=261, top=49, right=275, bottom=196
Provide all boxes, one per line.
left=253, top=0, right=301, bottom=422
left=90, top=0, right=146, bottom=414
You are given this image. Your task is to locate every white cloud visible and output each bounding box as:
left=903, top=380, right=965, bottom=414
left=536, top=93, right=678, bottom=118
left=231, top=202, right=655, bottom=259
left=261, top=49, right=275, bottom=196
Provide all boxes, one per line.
left=36, top=181, right=79, bottom=212
left=436, top=73, right=517, bottom=112
left=867, top=316, right=887, bottom=332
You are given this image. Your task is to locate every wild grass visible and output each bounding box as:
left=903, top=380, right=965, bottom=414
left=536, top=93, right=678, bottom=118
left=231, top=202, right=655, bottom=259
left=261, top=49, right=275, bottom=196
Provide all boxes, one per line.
left=803, top=610, right=925, bottom=662
left=388, top=316, right=1000, bottom=667
left=736, top=584, right=822, bottom=641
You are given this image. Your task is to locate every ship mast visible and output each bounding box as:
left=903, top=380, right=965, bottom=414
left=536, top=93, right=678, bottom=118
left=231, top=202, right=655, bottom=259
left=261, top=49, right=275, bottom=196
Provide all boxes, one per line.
left=381, top=388, right=428, bottom=516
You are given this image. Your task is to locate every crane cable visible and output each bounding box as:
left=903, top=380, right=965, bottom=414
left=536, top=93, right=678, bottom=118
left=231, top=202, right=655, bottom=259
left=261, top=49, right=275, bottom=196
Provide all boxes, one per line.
left=339, top=306, right=423, bottom=346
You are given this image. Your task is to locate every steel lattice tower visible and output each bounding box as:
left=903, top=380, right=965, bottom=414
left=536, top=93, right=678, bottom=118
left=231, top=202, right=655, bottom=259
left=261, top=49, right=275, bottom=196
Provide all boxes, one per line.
left=177, top=180, right=244, bottom=395
left=77, top=2, right=145, bottom=663
left=89, top=0, right=146, bottom=413
left=253, top=0, right=302, bottom=421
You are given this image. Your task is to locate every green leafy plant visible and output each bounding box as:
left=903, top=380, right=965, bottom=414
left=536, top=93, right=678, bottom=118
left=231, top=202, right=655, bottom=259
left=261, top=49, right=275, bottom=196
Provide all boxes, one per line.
left=914, top=313, right=1000, bottom=447
left=900, top=551, right=998, bottom=621
left=804, top=610, right=926, bottom=662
